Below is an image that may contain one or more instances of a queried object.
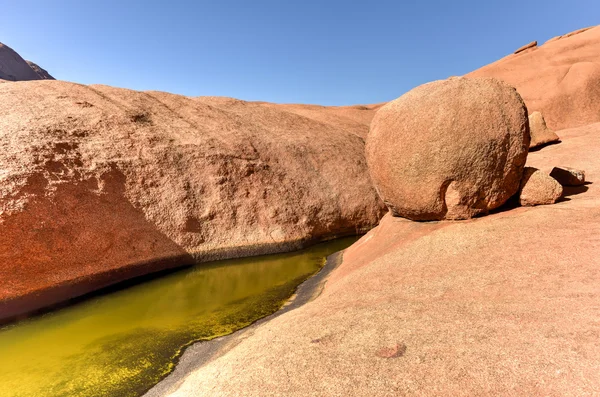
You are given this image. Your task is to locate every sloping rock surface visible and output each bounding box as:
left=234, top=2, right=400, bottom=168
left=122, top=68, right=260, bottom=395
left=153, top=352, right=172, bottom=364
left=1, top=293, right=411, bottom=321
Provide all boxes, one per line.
left=468, top=25, right=600, bottom=130
left=160, top=121, right=600, bottom=397
left=0, top=81, right=384, bottom=321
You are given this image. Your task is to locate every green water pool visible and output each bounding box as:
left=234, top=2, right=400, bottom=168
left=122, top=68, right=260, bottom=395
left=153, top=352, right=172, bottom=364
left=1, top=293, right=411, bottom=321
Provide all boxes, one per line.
left=0, top=237, right=357, bottom=397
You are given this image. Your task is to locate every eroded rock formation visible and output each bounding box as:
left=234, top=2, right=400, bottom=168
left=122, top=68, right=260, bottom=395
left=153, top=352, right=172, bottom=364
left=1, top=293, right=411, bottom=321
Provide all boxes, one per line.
left=0, top=81, right=385, bottom=321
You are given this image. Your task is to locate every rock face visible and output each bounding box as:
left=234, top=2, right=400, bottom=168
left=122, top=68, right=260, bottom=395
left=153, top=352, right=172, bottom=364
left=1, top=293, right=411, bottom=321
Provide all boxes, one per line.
left=156, top=26, right=600, bottom=397
left=468, top=25, right=600, bottom=130
left=365, top=77, right=530, bottom=221
left=550, top=166, right=586, bottom=186
left=0, top=42, right=54, bottom=81
left=518, top=167, right=563, bottom=206
left=529, top=111, right=560, bottom=149
left=0, top=80, right=385, bottom=322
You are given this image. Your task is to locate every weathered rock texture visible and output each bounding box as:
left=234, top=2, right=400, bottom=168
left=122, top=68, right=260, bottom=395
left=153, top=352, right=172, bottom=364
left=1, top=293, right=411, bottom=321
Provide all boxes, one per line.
left=158, top=121, right=600, bottom=397
left=518, top=167, right=563, bottom=206
left=550, top=166, right=586, bottom=186
left=468, top=25, right=600, bottom=130
left=366, top=77, right=529, bottom=221
left=528, top=111, right=560, bottom=149
left=0, top=42, right=54, bottom=81
left=0, top=81, right=385, bottom=322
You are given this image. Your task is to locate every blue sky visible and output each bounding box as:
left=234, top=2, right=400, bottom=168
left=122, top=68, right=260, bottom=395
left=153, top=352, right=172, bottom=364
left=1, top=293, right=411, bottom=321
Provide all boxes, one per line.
left=1, top=0, right=598, bottom=105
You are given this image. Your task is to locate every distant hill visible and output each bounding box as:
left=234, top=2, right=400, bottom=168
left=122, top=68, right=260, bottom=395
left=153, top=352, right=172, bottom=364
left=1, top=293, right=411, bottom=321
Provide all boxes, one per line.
left=0, top=42, right=54, bottom=81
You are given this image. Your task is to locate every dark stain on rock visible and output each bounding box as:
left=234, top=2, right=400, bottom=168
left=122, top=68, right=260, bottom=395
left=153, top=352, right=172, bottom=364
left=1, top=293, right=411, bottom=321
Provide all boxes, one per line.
left=376, top=342, right=407, bottom=358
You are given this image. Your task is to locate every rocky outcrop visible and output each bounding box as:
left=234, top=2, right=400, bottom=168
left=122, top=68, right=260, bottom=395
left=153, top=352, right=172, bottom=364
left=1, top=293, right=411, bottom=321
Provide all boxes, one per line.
left=468, top=25, right=600, bottom=130
left=550, top=166, right=586, bottom=186
left=528, top=111, right=560, bottom=149
left=159, top=121, right=600, bottom=397
left=518, top=167, right=563, bottom=206
left=365, top=77, right=529, bottom=221
left=0, top=80, right=385, bottom=322
left=154, top=25, right=600, bottom=397
left=0, top=42, right=53, bottom=81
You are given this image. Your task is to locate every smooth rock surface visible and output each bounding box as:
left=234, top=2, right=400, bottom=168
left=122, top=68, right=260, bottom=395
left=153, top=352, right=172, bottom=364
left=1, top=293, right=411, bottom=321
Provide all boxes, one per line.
left=365, top=76, right=529, bottom=221
left=468, top=25, right=600, bottom=130
left=0, top=81, right=385, bottom=321
left=550, top=166, right=586, bottom=186
left=518, top=167, right=563, bottom=206
left=160, top=121, right=600, bottom=397
left=528, top=111, right=560, bottom=148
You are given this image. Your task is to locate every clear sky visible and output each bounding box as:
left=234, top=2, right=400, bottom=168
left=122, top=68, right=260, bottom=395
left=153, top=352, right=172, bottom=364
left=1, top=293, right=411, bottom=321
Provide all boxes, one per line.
left=1, top=0, right=598, bottom=105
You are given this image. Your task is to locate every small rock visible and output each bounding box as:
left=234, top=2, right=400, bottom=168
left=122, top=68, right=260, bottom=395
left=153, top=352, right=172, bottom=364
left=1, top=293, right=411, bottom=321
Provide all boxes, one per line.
left=519, top=167, right=563, bottom=206
left=550, top=166, right=586, bottom=186
left=376, top=343, right=407, bottom=359
left=528, top=111, right=560, bottom=149
left=514, top=41, right=537, bottom=54
left=544, top=36, right=562, bottom=44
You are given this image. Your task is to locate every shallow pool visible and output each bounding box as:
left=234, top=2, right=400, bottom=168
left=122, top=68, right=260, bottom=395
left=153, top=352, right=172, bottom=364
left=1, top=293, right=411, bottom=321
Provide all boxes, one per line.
left=0, top=237, right=357, bottom=397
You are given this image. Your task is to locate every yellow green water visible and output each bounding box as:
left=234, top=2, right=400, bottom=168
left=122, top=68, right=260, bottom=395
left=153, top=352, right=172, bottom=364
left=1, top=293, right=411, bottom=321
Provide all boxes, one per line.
left=0, top=237, right=357, bottom=397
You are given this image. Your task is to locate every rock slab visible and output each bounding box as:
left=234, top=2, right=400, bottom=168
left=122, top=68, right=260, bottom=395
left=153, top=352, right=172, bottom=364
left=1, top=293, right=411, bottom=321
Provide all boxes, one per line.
left=0, top=81, right=385, bottom=322
left=550, top=166, right=586, bottom=186
left=514, top=41, right=537, bottom=54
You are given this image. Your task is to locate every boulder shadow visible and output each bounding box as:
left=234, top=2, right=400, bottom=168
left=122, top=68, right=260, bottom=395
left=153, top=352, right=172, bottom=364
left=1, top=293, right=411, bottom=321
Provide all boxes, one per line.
left=529, top=140, right=562, bottom=152
left=557, top=181, right=592, bottom=202
left=487, top=193, right=521, bottom=216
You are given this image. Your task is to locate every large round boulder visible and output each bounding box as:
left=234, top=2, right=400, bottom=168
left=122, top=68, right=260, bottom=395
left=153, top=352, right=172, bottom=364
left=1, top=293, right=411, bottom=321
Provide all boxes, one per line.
left=366, top=77, right=530, bottom=221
